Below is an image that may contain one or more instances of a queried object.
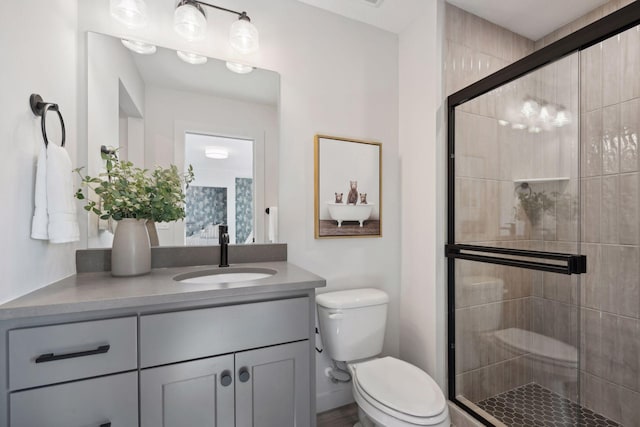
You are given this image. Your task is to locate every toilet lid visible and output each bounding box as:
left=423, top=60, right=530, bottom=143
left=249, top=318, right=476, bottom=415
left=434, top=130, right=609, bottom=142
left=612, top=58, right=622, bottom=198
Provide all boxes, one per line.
left=354, top=357, right=446, bottom=418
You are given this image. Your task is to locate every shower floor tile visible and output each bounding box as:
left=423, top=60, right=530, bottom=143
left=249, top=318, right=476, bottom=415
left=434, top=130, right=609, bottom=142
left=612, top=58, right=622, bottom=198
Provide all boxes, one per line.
left=477, top=383, right=619, bottom=427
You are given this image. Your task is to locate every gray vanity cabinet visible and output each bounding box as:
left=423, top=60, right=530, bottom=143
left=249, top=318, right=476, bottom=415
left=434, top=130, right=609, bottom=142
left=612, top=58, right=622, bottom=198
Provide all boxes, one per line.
left=235, top=341, right=310, bottom=427
left=140, top=354, right=235, bottom=427
left=1, top=293, right=318, bottom=427
left=10, top=372, right=138, bottom=427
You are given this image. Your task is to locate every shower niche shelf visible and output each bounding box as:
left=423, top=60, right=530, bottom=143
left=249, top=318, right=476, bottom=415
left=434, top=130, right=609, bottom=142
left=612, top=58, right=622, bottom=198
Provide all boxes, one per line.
left=513, top=177, right=569, bottom=184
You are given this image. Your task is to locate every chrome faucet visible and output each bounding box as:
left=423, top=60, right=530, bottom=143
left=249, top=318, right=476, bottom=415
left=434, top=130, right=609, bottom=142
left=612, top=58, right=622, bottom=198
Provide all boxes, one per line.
left=218, top=225, right=230, bottom=267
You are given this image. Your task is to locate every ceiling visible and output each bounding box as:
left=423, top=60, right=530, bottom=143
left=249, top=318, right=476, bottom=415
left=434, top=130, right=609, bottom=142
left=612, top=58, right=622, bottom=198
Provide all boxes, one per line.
left=185, top=133, right=253, bottom=176
left=131, top=45, right=280, bottom=106
left=296, top=0, right=611, bottom=40
left=446, top=0, right=610, bottom=40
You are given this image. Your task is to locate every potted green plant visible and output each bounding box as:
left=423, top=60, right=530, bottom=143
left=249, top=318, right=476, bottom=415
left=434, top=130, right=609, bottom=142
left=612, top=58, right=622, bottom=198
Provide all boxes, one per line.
left=75, top=151, right=194, bottom=276
left=145, top=164, right=195, bottom=246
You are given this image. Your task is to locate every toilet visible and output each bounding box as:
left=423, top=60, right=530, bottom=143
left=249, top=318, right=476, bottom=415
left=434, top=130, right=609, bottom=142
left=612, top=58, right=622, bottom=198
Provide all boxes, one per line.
left=317, top=288, right=451, bottom=427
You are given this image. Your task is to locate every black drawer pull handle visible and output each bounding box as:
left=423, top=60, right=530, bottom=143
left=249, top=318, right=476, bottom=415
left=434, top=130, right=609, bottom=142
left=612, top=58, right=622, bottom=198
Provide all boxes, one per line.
left=99, top=423, right=111, bottom=427
left=35, top=344, right=110, bottom=364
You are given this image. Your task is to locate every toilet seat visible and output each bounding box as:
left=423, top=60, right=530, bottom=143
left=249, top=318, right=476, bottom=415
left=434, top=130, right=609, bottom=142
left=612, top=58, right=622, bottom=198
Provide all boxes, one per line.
left=350, top=357, right=449, bottom=426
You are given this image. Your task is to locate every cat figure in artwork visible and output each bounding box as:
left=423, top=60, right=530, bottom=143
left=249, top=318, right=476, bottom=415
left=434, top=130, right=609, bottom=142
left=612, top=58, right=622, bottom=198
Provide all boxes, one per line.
left=347, top=181, right=358, bottom=205
left=335, top=193, right=344, bottom=203
left=359, top=193, right=368, bottom=204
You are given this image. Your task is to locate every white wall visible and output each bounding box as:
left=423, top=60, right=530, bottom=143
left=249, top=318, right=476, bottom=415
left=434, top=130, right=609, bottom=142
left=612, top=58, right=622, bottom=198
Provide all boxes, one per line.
left=398, top=0, right=448, bottom=390
left=87, top=32, right=145, bottom=247
left=77, top=0, right=400, bottom=411
left=0, top=0, right=79, bottom=304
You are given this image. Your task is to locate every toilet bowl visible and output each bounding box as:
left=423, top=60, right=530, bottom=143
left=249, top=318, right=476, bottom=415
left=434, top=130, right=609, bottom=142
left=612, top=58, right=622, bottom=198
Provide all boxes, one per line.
left=350, top=357, right=450, bottom=427
left=316, top=289, right=451, bottom=427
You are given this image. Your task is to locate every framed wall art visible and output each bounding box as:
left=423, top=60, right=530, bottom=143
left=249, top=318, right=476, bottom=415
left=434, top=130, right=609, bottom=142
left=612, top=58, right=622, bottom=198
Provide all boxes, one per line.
left=314, top=135, right=382, bottom=239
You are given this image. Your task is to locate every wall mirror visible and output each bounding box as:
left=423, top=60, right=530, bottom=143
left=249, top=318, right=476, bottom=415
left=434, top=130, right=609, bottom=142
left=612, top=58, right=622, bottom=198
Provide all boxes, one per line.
left=86, top=32, right=280, bottom=248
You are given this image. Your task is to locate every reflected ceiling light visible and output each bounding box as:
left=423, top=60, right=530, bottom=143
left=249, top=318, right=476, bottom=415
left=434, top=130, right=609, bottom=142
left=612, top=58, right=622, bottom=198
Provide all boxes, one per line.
left=121, top=39, right=157, bottom=55
left=554, top=109, right=571, bottom=127
left=521, top=98, right=539, bottom=119
left=226, top=61, right=254, bottom=74
left=205, top=146, right=229, bottom=159
left=177, top=50, right=208, bottom=64
left=498, top=120, right=510, bottom=127
left=512, top=123, right=527, bottom=130
left=528, top=126, right=541, bottom=134
left=230, top=13, right=259, bottom=54
left=170, top=1, right=259, bottom=54
left=110, top=0, right=148, bottom=29
left=174, top=0, right=207, bottom=42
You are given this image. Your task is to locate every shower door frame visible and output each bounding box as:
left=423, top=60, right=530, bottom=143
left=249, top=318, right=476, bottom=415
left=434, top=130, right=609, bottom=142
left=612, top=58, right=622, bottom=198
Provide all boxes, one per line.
left=446, top=3, right=640, bottom=425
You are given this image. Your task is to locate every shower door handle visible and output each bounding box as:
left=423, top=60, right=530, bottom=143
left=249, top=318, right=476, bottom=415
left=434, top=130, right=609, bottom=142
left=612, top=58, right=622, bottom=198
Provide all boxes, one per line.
left=445, top=244, right=587, bottom=275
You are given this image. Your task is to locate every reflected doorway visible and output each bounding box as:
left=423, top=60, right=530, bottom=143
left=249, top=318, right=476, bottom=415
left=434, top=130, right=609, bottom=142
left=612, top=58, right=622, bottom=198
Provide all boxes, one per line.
left=184, top=133, right=254, bottom=245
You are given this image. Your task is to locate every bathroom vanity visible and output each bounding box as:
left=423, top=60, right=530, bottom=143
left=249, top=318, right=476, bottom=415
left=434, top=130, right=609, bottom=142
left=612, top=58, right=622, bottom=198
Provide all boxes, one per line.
left=0, top=250, right=324, bottom=427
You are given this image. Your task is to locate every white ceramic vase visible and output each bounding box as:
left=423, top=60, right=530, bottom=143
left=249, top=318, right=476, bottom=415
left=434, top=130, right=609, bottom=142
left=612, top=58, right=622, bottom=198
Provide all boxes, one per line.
left=146, top=220, right=160, bottom=247
left=111, top=218, right=151, bottom=277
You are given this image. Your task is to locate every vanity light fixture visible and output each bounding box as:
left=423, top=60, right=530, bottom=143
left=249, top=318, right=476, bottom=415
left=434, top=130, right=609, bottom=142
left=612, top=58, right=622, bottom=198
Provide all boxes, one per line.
left=173, top=1, right=259, bottom=54
left=205, top=146, right=229, bottom=159
left=177, top=50, right=208, bottom=64
left=225, top=61, right=254, bottom=74
left=121, top=39, right=157, bottom=55
left=174, top=0, right=208, bottom=42
left=110, top=0, right=148, bottom=29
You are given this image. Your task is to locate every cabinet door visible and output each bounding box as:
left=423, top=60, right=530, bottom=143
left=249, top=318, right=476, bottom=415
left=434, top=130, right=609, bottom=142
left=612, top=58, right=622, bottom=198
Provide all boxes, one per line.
left=140, top=354, right=234, bottom=427
left=10, top=372, right=137, bottom=427
left=235, top=341, right=310, bottom=427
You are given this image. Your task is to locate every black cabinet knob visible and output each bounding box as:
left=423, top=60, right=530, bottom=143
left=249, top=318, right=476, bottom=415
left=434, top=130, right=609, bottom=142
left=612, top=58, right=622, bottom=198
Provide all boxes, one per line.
left=239, top=367, right=250, bottom=383
left=221, top=370, right=232, bottom=387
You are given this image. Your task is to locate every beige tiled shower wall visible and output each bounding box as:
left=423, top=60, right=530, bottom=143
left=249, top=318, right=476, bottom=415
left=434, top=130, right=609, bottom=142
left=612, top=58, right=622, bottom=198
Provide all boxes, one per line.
left=447, top=1, right=640, bottom=422
left=575, top=23, right=640, bottom=427
left=446, top=3, right=539, bottom=404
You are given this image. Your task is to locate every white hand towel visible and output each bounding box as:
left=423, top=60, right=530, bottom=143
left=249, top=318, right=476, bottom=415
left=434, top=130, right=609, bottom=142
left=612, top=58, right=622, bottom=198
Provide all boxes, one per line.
left=268, top=206, right=278, bottom=243
left=30, top=146, right=49, bottom=240
left=45, top=144, right=80, bottom=243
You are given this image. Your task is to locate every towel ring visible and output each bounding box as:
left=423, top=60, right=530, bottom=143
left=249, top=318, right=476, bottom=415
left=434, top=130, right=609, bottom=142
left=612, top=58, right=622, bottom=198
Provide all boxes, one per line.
left=30, top=94, right=66, bottom=148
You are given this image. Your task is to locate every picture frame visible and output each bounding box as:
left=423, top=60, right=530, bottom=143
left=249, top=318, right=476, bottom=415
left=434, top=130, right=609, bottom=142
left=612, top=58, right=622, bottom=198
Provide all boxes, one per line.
left=314, top=135, right=382, bottom=239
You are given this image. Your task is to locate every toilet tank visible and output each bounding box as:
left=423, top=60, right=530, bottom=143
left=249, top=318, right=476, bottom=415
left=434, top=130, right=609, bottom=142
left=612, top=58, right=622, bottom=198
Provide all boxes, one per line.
left=316, top=288, right=389, bottom=362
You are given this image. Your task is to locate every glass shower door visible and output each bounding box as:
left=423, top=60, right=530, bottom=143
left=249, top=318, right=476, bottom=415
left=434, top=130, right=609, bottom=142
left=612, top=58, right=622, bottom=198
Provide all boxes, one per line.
left=448, top=52, right=587, bottom=425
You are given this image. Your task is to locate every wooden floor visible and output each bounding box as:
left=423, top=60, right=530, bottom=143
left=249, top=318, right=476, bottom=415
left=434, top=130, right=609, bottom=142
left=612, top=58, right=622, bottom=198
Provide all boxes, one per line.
left=317, top=403, right=359, bottom=427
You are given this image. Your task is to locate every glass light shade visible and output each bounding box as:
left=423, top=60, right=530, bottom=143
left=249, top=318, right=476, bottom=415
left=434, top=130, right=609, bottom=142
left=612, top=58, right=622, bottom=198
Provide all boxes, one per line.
left=521, top=99, right=539, bottom=119
left=121, top=39, right=157, bottom=55
left=174, top=3, right=207, bottom=42
left=110, top=0, right=148, bottom=29
left=226, top=61, right=254, bottom=74
left=554, top=110, right=571, bottom=127
left=229, top=18, right=259, bottom=54
left=205, top=147, right=229, bottom=159
left=177, top=51, right=208, bottom=65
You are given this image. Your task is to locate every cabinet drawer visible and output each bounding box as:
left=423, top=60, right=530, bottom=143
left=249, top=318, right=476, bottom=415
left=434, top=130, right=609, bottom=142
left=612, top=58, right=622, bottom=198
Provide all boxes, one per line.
left=9, top=316, right=137, bottom=390
left=140, top=297, right=309, bottom=367
left=10, top=372, right=138, bottom=427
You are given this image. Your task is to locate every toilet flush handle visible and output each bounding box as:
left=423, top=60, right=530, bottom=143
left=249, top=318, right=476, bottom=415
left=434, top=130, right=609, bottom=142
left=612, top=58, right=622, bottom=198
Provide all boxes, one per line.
left=328, top=311, right=344, bottom=320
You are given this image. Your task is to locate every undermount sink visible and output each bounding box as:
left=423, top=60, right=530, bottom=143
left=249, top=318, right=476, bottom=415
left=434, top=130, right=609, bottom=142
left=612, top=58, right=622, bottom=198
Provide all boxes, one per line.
left=173, top=267, right=277, bottom=285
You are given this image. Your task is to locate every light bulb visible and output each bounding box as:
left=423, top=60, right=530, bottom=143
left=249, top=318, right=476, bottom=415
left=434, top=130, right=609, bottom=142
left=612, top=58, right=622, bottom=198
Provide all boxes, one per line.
left=205, top=147, right=229, bottom=159
left=121, top=39, right=156, bottom=55
left=110, top=0, right=148, bottom=29
left=226, top=61, right=254, bottom=74
left=229, top=17, right=259, bottom=54
left=177, top=51, right=208, bottom=65
left=174, top=1, right=207, bottom=42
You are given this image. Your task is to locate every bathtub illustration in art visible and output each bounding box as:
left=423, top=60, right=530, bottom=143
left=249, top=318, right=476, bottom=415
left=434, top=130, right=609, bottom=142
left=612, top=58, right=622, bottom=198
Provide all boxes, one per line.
left=326, top=202, right=374, bottom=227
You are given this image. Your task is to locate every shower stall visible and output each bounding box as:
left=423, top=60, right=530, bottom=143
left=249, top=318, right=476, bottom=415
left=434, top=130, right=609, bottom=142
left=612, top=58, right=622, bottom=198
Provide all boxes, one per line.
left=447, top=4, right=640, bottom=426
